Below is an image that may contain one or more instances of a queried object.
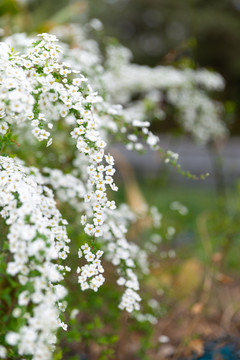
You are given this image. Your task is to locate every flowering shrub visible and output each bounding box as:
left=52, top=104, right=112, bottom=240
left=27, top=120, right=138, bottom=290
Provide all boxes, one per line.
left=50, top=24, right=227, bottom=145
left=0, top=26, right=227, bottom=359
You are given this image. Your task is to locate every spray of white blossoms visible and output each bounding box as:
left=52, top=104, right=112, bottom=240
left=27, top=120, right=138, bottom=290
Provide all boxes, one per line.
left=49, top=24, right=227, bottom=145
left=0, top=31, right=156, bottom=358
left=0, top=156, right=70, bottom=359
left=0, top=33, right=122, bottom=358
left=3, top=27, right=228, bottom=183
left=0, top=33, right=120, bottom=241
left=43, top=166, right=145, bottom=313
left=0, top=26, right=228, bottom=359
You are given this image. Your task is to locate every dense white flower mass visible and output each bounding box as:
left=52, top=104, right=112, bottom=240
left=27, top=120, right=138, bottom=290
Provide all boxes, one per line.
left=0, top=33, right=119, bottom=237
left=0, top=33, right=121, bottom=358
left=0, top=156, right=69, bottom=359
left=0, top=24, right=228, bottom=360
left=0, top=31, right=159, bottom=358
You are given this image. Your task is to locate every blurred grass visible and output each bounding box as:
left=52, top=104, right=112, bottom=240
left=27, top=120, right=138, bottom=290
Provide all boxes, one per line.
left=137, top=180, right=217, bottom=214
left=115, top=175, right=240, bottom=271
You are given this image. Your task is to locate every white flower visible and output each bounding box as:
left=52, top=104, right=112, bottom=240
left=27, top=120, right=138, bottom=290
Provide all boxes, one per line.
left=81, top=282, right=89, bottom=291
left=84, top=223, right=94, bottom=236
left=85, top=252, right=95, bottom=262
left=47, top=138, right=53, bottom=147
left=0, top=345, right=7, bottom=358
left=60, top=322, right=68, bottom=331
left=158, top=335, right=170, bottom=343
left=81, top=215, right=87, bottom=225
left=117, top=277, right=126, bottom=286
left=70, top=309, right=79, bottom=319
left=96, top=250, right=104, bottom=258
left=81, top=243, right=90, bottom=253
left=6, top=332, right=20, bottom=346
left=12, top=308, right=21, bottom=318
left=0, top=121, right=8, bottom=135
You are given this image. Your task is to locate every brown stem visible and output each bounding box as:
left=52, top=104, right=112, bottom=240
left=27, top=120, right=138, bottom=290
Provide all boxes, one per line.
left=11, top=138, right=20, bottom=147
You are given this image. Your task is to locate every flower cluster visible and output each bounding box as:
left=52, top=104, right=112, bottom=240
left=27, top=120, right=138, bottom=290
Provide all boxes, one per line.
left=82, top=152, right=118, bottom=239
left=0, top=33, right=118, bottom=240
left=42, top=166, right=143, bottom=311
left=77, top=245, right=105, bottom=292
left=170, top=201, right=188, bottom=215
left=0, top=156, right=70, bottom=359
left=117, top=269, right=141, bottom=312
left=49, top=24, right=227, bottom=145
